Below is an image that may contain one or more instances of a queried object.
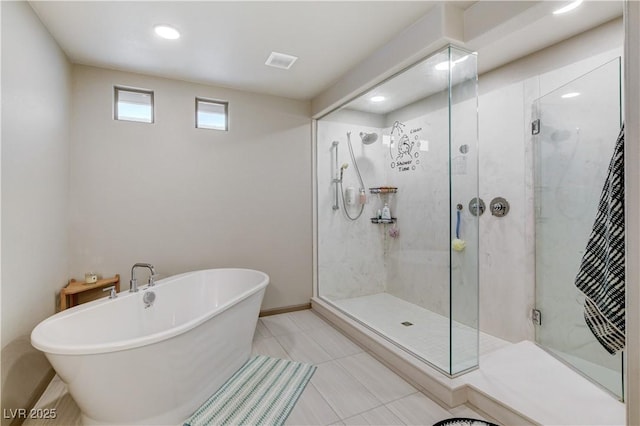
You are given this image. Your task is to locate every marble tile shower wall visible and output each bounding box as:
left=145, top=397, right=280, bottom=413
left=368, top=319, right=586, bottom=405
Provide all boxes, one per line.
left=317, top=111, right=387, bottom=300
left=383, top=110, right=450, bottom=316
left=382, top=100, right=479, bottom=324
left=530, top=56, right=622, bottom=371
left=450, top=98, right=480, bottom=329
left=318, top=98, right=479, bottom=330
left=317, top=49, right=621, bottom=346
left=479, top=48, right=623, bottom=344
left=477, top=82, right=533, bottom=343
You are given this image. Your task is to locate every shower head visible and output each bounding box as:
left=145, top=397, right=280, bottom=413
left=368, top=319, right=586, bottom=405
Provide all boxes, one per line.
left=359, top=132, right=378, bottom=145
left=340, top=163, right=348, bottom=180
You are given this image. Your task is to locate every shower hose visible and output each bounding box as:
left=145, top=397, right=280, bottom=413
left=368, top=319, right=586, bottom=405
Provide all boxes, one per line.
left=340, top=131, right=365, bottom=221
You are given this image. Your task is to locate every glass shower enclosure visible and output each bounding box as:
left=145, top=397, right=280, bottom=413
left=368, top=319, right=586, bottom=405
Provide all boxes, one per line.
left=533, top=57, right=624, bottom=398
left=316, top=45, right=479, bottom=376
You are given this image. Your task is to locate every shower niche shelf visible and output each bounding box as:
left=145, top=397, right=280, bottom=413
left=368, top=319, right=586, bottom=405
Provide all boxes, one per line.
left=370, top=187, right=398, bottom=224
left=369, top=187, right=398, bottom=194
left=370, top=217, right=396, bottom=224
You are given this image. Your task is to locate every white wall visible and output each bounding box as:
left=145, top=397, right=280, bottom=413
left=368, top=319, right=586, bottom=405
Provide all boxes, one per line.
left=624, top=1, right=640, bottom=421
left=0, top=6, right=312, bottom=414
left=69, top=65, right=312, bottom=311
left=1, top=0, right=71, bottom=417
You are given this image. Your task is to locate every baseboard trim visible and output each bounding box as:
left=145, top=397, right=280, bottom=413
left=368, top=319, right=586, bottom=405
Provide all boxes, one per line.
left=259, top=303, right=312, bottom=317
left=16, top=368, right=56, bottom=426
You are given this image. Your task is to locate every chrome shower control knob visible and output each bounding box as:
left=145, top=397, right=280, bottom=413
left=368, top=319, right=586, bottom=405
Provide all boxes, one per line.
left=490, top=197, right=510, bottom=217
left=468, top=197, right=485, bottom=216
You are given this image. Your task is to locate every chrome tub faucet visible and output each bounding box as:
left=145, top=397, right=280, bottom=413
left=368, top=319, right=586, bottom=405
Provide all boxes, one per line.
left=130, top=263, right=157, bottom=293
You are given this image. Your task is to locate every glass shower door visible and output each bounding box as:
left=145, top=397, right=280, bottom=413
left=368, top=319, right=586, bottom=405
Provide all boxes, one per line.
left=316, top=45, right=479, bottom=377
left=533, top=58, right=623, bottom=398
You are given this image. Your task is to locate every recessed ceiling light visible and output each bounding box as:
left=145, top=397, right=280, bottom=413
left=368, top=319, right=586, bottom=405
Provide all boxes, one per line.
left=154, top=24, right=180, bottom=40
left=371, top=96, right=385, bottom=102
left=561, top=92, right=581, bottom=99
left=553, top=0, right=583, bottom=15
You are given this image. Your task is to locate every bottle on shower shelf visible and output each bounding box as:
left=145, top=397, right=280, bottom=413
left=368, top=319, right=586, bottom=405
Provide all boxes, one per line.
left=359, top=188, right=366, bottom=204
left=381, top=203, right=391, bottom=220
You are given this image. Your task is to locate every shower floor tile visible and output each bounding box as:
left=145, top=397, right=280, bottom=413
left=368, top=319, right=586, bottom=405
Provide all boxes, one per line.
left=331, top=292, right=509, bottom=373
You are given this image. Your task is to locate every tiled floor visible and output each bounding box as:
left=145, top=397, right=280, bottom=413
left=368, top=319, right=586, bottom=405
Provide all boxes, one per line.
left=256, top=310, right=493, bottom=425
left=318, top=297, right=625, bottom=426
left=26, top=309, right=494, bottom=426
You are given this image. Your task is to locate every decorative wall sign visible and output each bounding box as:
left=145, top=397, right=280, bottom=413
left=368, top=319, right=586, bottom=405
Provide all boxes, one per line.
left=389, top=120, right=423, bottom=173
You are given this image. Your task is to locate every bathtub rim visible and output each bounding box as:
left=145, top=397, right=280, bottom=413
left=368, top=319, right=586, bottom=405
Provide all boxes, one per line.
left=31, top=268, right=269, bottom=356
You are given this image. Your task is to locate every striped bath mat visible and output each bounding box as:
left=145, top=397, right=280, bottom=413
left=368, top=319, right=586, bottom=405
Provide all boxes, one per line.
left=184, top=355, right=316, bottom=426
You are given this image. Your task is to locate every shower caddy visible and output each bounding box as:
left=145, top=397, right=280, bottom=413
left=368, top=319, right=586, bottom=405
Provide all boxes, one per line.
left=369, top=186, right=398, bottom=224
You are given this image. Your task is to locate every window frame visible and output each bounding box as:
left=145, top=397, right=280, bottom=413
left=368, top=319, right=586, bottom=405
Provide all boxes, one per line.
left=195, top=97, right=229, bottom=131
left=114, top=86, right=155, bottom=123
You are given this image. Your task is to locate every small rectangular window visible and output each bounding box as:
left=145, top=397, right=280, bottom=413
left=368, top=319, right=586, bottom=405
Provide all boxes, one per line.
left=196, top=98, right=228, bottom=131
left=114, top=86, right=154, bottom=123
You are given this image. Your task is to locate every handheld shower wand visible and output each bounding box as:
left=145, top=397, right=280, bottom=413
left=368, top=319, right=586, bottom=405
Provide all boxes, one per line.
left=340, top=132, right=367, bottom=220
left=340, top=163, right=348, bottom=181
left=332, top=132, right=372, bottom=218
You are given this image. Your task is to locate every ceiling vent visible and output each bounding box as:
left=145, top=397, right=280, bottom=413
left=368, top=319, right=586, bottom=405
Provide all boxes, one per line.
left=265, top=52, right=298, bottom=70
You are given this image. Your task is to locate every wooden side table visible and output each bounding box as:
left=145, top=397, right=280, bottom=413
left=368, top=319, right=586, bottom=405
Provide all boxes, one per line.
left=60, top=274, right=120, bottom=310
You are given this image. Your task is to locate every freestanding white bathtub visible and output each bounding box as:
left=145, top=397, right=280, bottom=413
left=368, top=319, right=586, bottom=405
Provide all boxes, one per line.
left=31, top=268, right=269, bottom=425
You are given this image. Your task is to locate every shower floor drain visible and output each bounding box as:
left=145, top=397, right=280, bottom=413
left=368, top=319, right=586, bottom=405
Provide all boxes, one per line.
left=401, top=321, right=414, bottom=326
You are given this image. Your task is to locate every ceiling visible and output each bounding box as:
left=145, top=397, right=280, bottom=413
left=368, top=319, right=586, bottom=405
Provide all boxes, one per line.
left=346, top=48, right=473, bottom=115
left=29, top=1, right=622, bottom=102
left=29, top=1, right=443, bottom=100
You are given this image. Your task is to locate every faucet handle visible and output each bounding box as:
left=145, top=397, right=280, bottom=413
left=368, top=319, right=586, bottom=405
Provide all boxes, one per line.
left=148, top=274, right=159, bottom=286
left=103, top=285, right=117, bottom=299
